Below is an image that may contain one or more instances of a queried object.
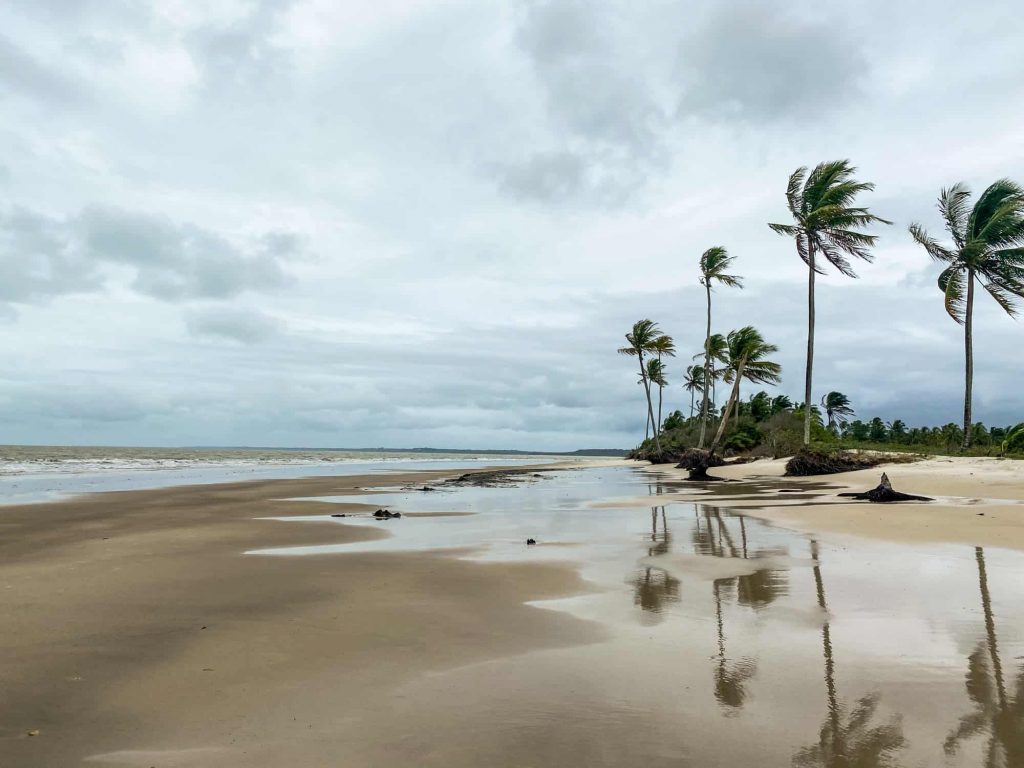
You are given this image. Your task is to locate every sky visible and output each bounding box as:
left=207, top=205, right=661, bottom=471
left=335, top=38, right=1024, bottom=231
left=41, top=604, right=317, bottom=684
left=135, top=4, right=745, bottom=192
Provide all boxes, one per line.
left=1, top=0, right=1023, bottom=451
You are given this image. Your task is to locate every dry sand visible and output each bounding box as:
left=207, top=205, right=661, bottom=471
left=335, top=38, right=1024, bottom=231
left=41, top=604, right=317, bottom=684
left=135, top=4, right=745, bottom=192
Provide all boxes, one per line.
left=638, top=454, right=1024, bottom=551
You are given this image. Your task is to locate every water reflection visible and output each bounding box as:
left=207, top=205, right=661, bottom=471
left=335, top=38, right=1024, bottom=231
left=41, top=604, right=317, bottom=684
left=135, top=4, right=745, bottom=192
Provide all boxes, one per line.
left=796, top=539, right=906, bottom=767
left=944, top=547, right=1024, bottom=766
left=629, top=507, right=680, bottom=618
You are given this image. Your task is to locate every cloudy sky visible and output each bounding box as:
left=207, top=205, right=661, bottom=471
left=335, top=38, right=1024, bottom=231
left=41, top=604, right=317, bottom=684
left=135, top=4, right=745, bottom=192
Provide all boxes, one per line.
left=1, top=0, right=1022, bottom=450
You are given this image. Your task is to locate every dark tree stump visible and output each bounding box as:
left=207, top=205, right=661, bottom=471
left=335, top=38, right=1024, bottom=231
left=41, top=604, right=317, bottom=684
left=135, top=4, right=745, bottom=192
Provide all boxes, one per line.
left=838, top=473, right=932, bottom=503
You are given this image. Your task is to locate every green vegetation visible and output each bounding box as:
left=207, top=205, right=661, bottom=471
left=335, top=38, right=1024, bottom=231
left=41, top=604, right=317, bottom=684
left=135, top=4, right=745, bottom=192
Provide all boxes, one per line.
left=620, top=161, right=1023, bottom=468
left=631, top=389, right=1024, bottom=462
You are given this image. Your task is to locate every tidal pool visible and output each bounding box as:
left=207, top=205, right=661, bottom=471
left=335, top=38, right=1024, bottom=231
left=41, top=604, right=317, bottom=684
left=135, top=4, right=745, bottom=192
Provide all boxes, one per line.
left=252, top=465, right=1024, bottom=767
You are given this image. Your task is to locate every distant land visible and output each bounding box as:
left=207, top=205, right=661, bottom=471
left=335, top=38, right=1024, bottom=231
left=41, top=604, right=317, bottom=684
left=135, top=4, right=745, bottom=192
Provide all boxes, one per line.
left=188, top=446, right=629, bottom=457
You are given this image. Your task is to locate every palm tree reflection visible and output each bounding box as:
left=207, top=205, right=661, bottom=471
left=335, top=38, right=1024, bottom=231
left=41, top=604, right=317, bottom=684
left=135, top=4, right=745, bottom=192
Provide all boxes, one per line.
left=944, top=547, right=1024, bottom=766
left=794, top=540, right=905, bottom=767
left=630, top=506, right=680, bottom=618
left=693, top=509, right=786, bottom=710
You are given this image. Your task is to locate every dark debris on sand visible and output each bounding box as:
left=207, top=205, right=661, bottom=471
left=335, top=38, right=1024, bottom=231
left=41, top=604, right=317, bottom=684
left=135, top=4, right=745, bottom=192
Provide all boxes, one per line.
left=438, top=468, right=557, bottom=488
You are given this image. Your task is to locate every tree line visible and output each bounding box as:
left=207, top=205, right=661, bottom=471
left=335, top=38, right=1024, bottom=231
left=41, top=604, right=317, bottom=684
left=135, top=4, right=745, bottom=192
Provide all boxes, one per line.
left=621, top=160, right=1024, bottom=456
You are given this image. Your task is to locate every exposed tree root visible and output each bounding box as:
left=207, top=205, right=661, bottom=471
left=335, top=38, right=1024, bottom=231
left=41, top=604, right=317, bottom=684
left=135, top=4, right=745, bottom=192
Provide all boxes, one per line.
left=838, top=473, right=932, bottom=503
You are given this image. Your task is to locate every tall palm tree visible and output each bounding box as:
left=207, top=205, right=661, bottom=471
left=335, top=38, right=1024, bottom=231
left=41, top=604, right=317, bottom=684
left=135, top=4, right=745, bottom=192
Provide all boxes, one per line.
left=709, top=327, right=782, bottom=452
left=909, top=180, right=1024, bottom=449
left=769, top=160, right=889, bottom=446
left=820, top=391, right=855, bottom=433
left=645, top=358, right=668, bottom=433
left=618, top=319, right=663, bottom=454
left=698, top=247, right=743, bottom=449
left=683, top=364, right=705, bottom=417
left=650, top=334, right=676, bottom=432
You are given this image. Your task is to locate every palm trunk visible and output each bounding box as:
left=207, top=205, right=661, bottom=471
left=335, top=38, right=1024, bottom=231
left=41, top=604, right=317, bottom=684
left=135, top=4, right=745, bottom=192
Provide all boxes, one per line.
left=637, top=354, right=662, bottom=455
left=804, top=243, right=816, bottom=446
left=690, top=388, right=695, bottom=417
left=963, top=269, right=974, bottom=449
left=657, top=354, right=664, bottom=433
left=698, top=283, right=712, bottom=449
left=710, top=360, right=745, bottom=453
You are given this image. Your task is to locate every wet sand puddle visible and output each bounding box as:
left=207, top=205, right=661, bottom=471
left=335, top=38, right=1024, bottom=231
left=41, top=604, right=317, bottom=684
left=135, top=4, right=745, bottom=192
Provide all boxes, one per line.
left=251, top=466, right=1024, bottom=767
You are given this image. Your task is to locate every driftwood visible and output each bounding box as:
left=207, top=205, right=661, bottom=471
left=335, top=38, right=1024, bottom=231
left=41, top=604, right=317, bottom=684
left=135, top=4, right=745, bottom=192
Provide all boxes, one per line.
left=838, top=473, right=932, bottom=503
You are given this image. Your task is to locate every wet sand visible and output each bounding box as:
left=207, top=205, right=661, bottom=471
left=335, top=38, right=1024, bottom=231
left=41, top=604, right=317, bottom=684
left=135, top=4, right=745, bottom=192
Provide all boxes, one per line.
left=0, top=464, right=608, bottom=767
left=4, top=456, right=1024, bottom=767
left=638, top=455, right=1024, bottom=551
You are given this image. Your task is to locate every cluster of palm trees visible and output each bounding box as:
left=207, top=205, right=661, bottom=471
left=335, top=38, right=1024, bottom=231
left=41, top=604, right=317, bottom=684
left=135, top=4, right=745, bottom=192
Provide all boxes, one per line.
left=621, top=160, right=1024, bottom=453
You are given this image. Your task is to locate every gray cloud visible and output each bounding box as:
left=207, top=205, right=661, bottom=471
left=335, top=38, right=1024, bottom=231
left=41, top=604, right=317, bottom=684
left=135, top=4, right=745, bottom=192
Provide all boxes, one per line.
left=80, top=207, right=292, bottom=300
left=0, top=205, right=295, bottom=308
left=0, top=33, right=85, bottom=105
left=185, top=306, right=284, bottom=344
left=675, top=4, right=865, bottom=121
left=0, top=207, right=102, bottom=303
left=502, top=0, right=671, bottom=203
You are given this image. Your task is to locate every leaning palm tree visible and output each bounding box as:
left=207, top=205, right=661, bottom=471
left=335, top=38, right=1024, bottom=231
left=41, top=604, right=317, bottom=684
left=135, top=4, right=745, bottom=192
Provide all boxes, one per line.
left=682, top=364, right=705, bottom=417
left=909, top=180, right=1024, bottom=449
left=698, top=247, right=743, bottom=449
left=650, top=334, right=676, bottom=431
left=618, top=319, right=663, bottom=454
left=770, top=161, right=889, bottom=446
left=709, top=327, right=782, bottom=453
left=820, top=391, right=855, bottom=433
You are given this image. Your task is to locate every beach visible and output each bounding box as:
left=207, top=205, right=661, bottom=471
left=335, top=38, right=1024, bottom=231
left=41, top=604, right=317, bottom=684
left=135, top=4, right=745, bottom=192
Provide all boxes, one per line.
left=3, top=456, right=1024, bottom=767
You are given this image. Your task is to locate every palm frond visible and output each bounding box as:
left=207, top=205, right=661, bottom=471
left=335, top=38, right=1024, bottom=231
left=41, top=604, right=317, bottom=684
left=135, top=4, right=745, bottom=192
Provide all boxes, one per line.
left=803, top=160, right=856, bottom=210
left=981, top=276, right=1023, bottom=318
left=785, top=166, right=807, bottom=218
left=909, top=223, right=956, bottom=264
left=969, top=178, right=1024, bottom=241
left=768, top=222, right=800, bottom=237
left=938, top=266, right=967, bottom=324
left=938, top=183, right=971, bottom=247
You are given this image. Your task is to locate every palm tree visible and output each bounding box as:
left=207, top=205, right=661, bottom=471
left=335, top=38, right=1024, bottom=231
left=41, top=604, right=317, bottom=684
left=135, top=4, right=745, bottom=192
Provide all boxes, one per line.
left=709, top=327, right=782, bottom=452
left=650, top=334, right=676, bottom=432
left=820, top=391, right=855, bottom=433
left=909, top=180, right=1024, bottom=449
left=698, top=247, right=743, bottom=449
left=618, top=319, right=663, bottom=454
left=682, top=364, right=705, bottom=417
left=769, top=161, right=889, bottom=446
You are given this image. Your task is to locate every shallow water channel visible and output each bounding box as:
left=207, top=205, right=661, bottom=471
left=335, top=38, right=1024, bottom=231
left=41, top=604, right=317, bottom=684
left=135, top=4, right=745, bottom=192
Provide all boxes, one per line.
left=252, top=465, right=1024, bottom=767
